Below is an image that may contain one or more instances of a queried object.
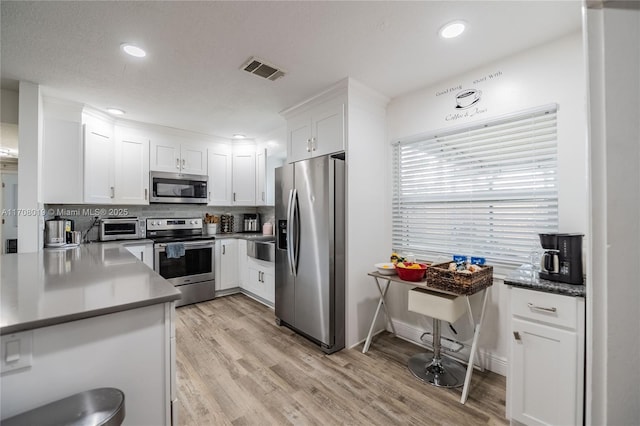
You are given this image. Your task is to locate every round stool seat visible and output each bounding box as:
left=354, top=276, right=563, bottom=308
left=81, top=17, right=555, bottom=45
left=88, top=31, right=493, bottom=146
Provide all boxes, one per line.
left=408, top=288, right=466, bottom=323
left=407, top=287, right=467, bottom=389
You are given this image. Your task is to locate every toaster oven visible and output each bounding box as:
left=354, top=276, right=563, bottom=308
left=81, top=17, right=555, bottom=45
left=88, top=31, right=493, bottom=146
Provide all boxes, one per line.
left=99, top=218, right=146, bottom=241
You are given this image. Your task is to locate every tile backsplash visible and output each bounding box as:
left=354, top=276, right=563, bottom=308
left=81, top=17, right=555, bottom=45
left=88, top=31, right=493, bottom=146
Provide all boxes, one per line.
left=45, top=204, right=275, bottom=242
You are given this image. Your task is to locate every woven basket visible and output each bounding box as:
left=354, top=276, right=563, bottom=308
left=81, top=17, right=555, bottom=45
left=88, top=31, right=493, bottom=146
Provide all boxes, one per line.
left=426, top=262, right=494, bottom=295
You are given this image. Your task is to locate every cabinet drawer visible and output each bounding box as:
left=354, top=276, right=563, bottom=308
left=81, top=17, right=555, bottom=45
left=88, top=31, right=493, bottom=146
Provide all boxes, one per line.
left=511, top=287, right=578, bottom=330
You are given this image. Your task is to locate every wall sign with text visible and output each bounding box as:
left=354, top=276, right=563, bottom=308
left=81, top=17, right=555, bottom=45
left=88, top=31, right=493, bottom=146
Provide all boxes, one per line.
left=435, top=70, right=504, bottom=122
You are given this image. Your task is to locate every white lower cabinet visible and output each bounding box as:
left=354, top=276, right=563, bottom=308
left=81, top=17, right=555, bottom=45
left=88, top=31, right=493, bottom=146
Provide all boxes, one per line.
left=237, top=239, right=248, bottom=287
left=508, top=287, right=585, bottom=426
left=123, top=243, right=153, bottom=269
left=245, top=257, right=275, bottom=304
left=215, top=239, right=238, bottom=291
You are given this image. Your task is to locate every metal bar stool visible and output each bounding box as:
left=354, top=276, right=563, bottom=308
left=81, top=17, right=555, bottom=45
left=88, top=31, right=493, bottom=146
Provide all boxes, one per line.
left=408, top=287, right=467, bottom=388
left=2, top=388, right=125, bottom=426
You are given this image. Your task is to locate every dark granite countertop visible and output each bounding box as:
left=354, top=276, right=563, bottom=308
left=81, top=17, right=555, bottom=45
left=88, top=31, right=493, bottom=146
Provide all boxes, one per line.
left=503, top=265, right=586, bottom=297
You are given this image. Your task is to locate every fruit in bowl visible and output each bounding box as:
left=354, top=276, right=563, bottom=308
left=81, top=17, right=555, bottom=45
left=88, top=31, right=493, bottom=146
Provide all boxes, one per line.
left=375, top=262, right=397, bottom=275
left=395, top=262, right=428, bottom=281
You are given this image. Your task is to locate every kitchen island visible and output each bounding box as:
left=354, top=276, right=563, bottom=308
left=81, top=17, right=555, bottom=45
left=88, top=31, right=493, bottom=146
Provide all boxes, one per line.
left=0, top=243, right=181, bottom=425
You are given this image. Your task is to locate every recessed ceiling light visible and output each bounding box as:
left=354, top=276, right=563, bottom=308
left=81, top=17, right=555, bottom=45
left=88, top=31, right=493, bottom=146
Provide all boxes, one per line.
left=439, top=21, right=466, bottom=39
left=106, top=108, right=125, bottom=116
left=121, top=43, right=146, bottom=58
left=233, top=134, right=246, bottom=139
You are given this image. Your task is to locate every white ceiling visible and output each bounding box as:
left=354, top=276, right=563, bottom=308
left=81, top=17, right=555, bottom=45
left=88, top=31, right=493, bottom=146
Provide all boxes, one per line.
left=1, top=1, right=582, bottom=145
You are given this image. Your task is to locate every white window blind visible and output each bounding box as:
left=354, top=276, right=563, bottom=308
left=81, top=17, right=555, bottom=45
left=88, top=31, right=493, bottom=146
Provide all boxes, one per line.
left=392, top=105, right=559, bottom=269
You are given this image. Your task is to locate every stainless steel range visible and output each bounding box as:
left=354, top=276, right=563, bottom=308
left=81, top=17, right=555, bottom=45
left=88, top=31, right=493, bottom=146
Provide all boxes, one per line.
left=147, top=218, right=215, bottom=307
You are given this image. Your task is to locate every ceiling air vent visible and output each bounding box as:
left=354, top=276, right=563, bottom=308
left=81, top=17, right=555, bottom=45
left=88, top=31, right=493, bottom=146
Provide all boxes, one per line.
left=241, top=57, right=286, bottom=81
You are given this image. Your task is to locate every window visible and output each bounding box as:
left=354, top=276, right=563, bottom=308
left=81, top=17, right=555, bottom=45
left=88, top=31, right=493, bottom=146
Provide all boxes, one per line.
left=392, top=105, right=558, bottom=271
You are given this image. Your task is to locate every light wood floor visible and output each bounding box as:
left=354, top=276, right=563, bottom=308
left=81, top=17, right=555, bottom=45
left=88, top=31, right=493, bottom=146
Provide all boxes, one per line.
left=176, top=294, right=508, bottom=426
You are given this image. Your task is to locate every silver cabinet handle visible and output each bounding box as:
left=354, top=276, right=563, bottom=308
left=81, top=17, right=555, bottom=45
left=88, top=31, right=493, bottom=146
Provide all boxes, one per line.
left=311, top=137, right=316, bottom=151
left=144, top=188, right=148, bottom=200
left=182, top=159, right=186, bottom=168
left=176, top=158, right=180, bottom=169
left=208, top=191, right=211, bottom=201
left=141, top=251, right=144, bottom=262
left=306, top=138, right=311, bottom=152
left=222, top=244, right=225, bottom=255
left=527, top=302, right=557, bottom=313
left=262, top=191, right=265, bottom=201
left=233, top=193, right=236, bottom=202
left=110, top=186, right=115, bottom=198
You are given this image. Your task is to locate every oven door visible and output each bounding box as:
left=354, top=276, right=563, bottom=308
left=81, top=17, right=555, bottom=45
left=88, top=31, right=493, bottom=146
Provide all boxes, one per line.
left=154, top=240, right=215, bottom=286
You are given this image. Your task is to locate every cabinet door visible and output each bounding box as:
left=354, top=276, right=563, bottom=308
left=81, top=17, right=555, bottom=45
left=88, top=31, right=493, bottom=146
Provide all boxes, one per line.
left=208, top=146, right=233, bottom=205
left=180, top=143, right=207, bottom=175
left=115, top=133, right=149, bottom=205
left=84, top=123, right=114, bottom=204
left=262, top=269, right=275, bottom=304
left=150, top=139, right=181, bottom=173
left=510, top=318, right=578, bottom=426
left=218, top=239, right=238, bottom=290
left=255, top=149, right=266, bottom=205
left=245, top=266, right=264, bottom=297
left=237, top=239, right=248, bottom=287
left=232, top=152, right=256, bottom=205
left=124, top=244, right=153, bottom=269
left=312, top=102, right=345, bottom=158
left=288, top=114, right=312, bottom=163
left=42, top=118, right=84, bottom=203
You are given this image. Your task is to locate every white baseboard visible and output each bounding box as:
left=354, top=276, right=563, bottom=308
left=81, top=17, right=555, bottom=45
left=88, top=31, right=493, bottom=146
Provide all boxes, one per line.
left=390, top=318, right=508, bottom=377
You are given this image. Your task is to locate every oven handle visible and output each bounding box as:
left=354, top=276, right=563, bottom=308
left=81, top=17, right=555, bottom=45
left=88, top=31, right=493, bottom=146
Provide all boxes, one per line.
left=155, top=241, right=215, bottom=250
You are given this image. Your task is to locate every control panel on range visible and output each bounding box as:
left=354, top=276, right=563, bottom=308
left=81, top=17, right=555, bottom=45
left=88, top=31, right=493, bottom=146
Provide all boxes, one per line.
left=146, top=218, right=202, bottom=230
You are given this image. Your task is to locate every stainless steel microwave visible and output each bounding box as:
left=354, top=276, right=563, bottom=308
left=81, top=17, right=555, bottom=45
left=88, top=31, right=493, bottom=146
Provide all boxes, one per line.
left=150, top=171, right=208, bottom=204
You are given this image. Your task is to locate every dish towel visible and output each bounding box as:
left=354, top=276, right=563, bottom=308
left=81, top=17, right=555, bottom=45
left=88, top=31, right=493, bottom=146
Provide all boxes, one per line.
left=166, top=243, right=186, bottom=259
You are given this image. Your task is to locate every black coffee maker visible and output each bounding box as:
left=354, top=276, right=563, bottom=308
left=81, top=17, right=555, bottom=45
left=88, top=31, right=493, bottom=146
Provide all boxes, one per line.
left=539, top=233, right=584, bottom=284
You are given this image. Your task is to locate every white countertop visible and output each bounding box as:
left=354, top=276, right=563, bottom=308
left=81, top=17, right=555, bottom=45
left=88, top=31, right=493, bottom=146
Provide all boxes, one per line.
left=1, top=243, right=181, bottom=335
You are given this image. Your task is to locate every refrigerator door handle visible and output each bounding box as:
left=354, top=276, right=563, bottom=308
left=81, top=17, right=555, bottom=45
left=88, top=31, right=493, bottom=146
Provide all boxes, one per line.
left=292, top=188, right=300, bottom=276
left=286, top=189, right=296, bottom=276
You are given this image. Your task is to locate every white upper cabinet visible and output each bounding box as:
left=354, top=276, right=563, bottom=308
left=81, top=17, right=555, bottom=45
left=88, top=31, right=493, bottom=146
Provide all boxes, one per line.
left=150, top=139, right=207, bottom=175
left=285, top=97, right=345, bottom=163
left=114, top=128, right=149, bottom=205
left=42, top=99, right=84, bottom=204
left=83, top=114, right=115, bottom=204
left=150, top=139, right=180, bottom=173
left=255, top=148, right=266, bottom=206
left=231, top=147, right=256, bottom=205
left=208, top=144, right=233, bottom=206
left=181, top=143, right=208, bottom=175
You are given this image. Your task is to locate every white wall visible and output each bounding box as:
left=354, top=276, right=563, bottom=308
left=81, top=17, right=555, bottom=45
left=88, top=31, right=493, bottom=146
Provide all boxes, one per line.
left=345, top=80, right=389, bottom=348
left=586, top=2, right=640, bottom=425
left=17, top=81, right=44, bottom=253
left=384, top=32, right=588, bottom=375
left=1, top=89, right=19, bottom=124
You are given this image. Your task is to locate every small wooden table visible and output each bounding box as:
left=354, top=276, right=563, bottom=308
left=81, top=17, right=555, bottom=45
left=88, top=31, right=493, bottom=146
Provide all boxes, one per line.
left=363, top=271, right=491, bottom=404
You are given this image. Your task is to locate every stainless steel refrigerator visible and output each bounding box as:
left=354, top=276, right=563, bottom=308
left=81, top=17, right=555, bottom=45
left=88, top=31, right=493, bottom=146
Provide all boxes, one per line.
left=275, top=153, right=345, bottom=354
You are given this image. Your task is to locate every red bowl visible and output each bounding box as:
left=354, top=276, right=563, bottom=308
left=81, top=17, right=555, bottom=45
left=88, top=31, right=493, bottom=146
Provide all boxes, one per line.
left=395, top=263, right=428, bottom=281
